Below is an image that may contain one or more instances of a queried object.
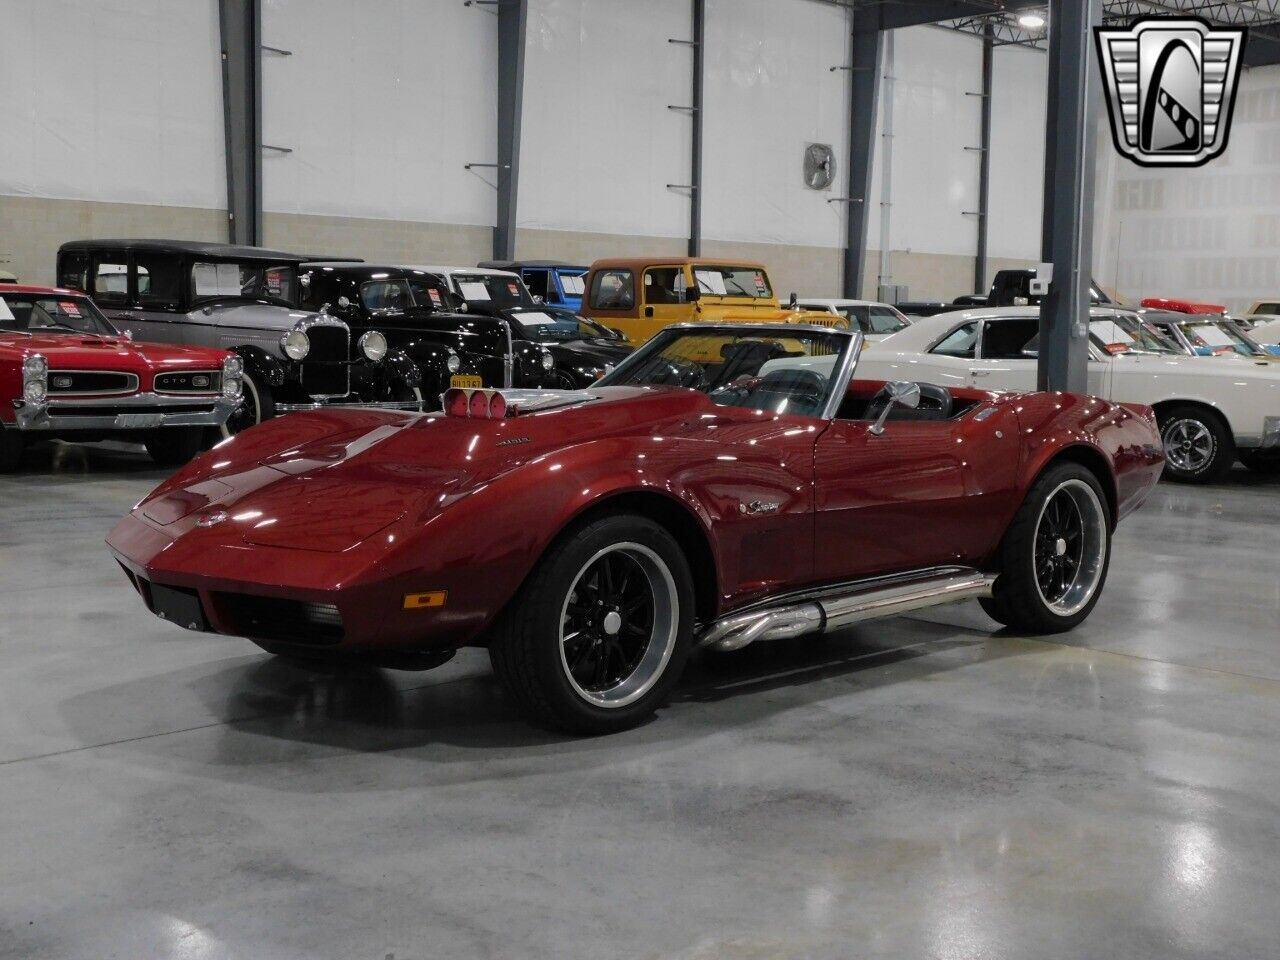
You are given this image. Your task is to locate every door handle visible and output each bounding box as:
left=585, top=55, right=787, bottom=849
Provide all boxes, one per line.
left=644, top=307, right=654, bottom=318
left=970, top=369, right=991, bottom=378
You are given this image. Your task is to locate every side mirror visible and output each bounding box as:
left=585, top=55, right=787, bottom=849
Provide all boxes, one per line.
left=686, top=287, right=700, bottom=302
left=533, top=294, right=545, bottom=305
left=788, top=292, right=798, bottom=310
left=122, top=329, right=134, bottom=341
left=869, top=380, right=921, bottom=436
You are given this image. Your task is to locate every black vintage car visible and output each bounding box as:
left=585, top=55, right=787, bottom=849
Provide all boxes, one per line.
left=295, top=264, right=556, bottom=404
left=499, top=306, right=631, bottom=388
left=56, top=240, right=423, bottom=434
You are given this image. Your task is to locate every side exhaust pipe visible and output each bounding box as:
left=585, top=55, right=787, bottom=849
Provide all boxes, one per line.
left=698, top=566, right=997, bottom=653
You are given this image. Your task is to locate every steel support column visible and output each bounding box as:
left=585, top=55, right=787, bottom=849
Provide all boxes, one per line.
left=218, top=0, right=263, bottom=246
left=842, top=27, right=882, bottom=299
left=1038, top=0, right=1101, bottom=393
left=494, top=0, right=528, bottom=261
left=689, top=0, right=705, bottom=256
left=972, top=25, right=993, bottom=294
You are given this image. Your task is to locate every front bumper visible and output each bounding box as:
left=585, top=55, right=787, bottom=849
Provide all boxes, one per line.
left=13, top=393, right=239, bottom=431
left=275, top=398, right=424, bottom=413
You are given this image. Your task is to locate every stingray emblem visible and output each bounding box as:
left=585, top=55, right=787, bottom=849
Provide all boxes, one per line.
left=1095, top=17, right=1246, bottom=168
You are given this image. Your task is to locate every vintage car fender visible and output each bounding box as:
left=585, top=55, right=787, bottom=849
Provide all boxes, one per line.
left=382, top=348, right=423, bottom=388
left=233, top=344, right=288, bottom=389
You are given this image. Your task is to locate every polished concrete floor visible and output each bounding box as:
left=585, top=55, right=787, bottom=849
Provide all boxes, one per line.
left=2, top=440, right=1279, bottom=960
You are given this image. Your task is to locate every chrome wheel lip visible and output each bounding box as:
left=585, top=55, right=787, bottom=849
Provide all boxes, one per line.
left=1032, top=478, right=1108, bottom=618
left=220, top=374, right=262, bottom=438
left=1163, top=417, right=1215, bottom=474
left=558, top=541, right=679, bottom=709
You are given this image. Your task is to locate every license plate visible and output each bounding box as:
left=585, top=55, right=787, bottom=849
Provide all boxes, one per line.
left=116, top=413, right=165, bottom=429
left=450, top=375, right=485, bottom=389
left=150, top=583, right=209, bottom=632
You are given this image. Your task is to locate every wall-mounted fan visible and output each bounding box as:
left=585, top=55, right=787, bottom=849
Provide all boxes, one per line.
left=803, top=143, right=835, bottom=190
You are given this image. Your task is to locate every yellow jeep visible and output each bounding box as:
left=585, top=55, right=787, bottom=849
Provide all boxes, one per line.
left=579, top=258, right=847, bottom=345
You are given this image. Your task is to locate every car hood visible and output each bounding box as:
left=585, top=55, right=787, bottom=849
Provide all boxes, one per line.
left=544, top=338, right=632, bottom=367
left=0, top=331, right=228, bottom=369
left=191, top=301, right=327, bottom=332
left=139, top=388, right=708, bottom=552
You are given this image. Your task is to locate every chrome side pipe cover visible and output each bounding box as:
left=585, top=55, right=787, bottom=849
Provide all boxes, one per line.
left=698, top=566, right=997, bottom=653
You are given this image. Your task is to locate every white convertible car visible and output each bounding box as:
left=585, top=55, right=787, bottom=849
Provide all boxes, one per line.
left=855, top=306, right=1280, bottom=482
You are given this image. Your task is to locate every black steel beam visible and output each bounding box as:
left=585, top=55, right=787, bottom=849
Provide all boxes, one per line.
left=846, top=0, right=1044, bottom=33
left=842, top=27, right=882, bottom=299
left=973, top=25, right=993, bottom=294
left=1038, top=0, right=1101, bottom=393
left=217, top=0, right=262, bottom=245
left=494, top=0, right=528, bottom=261
left=689, top=0, right=705, bottom=257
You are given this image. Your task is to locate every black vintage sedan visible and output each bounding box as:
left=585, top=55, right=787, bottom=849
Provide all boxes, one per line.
left=296, top=264, right=556, bottom=405
left=502, top=306, right=631, bottom=388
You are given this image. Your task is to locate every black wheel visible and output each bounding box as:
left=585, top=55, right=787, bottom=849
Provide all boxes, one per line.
left=980, top=462, right=1111, bottom=634
left=1241, top=451, right=1280, bottom=475
left=489, top=513, right=695, bottom=734
left=1158, top=404, right=1235, bottom=483
left=0, top=428, right=23, bottom=472
left=220, top=371, right=274, bottom=438
left=546, top=369, right=579, bottom=390
left=143, top=427, right=205, bottom=466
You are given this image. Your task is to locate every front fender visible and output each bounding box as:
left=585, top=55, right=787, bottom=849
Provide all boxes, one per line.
left=234, top=345, right=287, bottom=389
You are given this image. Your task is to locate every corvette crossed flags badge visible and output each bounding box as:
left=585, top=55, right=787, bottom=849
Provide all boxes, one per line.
left=1095, top=16, right=1247, bottom=168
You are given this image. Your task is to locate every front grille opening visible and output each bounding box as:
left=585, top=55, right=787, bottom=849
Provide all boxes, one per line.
left=123, top=565, right=154, bottom=610
left=155, top=370, right=222, bottom=394
left=300, top=324, right=351, bottom=398
left=48, top=371, right=138, bottom=395
left=215, top=593, right=345, bottom=645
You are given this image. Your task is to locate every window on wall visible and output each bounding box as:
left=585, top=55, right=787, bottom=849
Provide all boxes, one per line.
left=93, top=260, right=130, bottom=305
left=590, top=270, right=635, bottom=310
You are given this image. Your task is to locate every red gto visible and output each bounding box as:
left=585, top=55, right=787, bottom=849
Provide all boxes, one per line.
left=108, top=323, right=1164, bottom=733
left=1, top=285, right=241, bottom=470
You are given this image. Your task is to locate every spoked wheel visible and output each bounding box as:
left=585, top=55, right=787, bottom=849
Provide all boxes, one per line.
left=1158, top=405, right=1234, bottom=483
left=980, top=462, right=1111, bottom=633
left=220, top=372, right=274, bottom=438
left=490, top=514, right=695, bottom=733
left=559, top=544, right=678, bottom=708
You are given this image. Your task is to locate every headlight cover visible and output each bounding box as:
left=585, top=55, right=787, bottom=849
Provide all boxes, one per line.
left=281, top=329, right=311, bottom=361
left=23, top=354, right=48, bottom=379
left=222, top=355, right=244, bottom=378
left=23, top=379, right=47, bottom=401
left=541, top=349, right=554, bottom=371
left=359, top=330, right=388, bottom=362
left=446, top=352, right=461, bottom=374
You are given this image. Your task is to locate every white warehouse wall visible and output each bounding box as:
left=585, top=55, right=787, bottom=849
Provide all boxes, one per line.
left=260, top=0, right=498, bottom=263
left=987, top=42, right=1047, bottom=278
left=518, top=0, right=693, bottom=254
left=1093, top=64, right=1280, bottom=314
left=0, top=0, right=227, bottom=284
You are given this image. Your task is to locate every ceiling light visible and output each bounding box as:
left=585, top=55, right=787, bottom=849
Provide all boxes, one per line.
left=1018, top=12, right=1046, bottom=29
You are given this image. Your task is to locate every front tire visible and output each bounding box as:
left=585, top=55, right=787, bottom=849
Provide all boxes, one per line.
left=220, top=371, right=274, bottom=438
left=489, top=514, right=695, bottom=734
left=1158, top=404, right=1235, bottom=483
left=143, top=427, right=206, bottom=466
left=980, top=462, right=1111, bottom=634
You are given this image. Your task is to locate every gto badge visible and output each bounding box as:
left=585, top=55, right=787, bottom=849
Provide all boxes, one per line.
left=195, top=509, right=229, bottom=528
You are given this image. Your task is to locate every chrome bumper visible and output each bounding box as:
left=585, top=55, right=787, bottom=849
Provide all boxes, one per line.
left=275, top=399, right=424, bottom=413
left=13, top=393, right=238, bottom=431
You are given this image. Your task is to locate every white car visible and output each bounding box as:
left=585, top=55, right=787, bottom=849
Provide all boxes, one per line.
left=790, top=298, right=911, bottom=341
left=403, top=264, right=535, bottom=311
left=1249, top=316, right=1280, bottom=347
left=852, top=306, right=1280, bottom=482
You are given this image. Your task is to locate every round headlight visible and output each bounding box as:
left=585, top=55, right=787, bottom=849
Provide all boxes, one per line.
left=222, top=355, right=244, bottom=378
left=24, top=380, right=47, bottom=401
left=541, top=349, right=554, bottom=371
left=23, top=354, right=48, bottom=379
left=359, top=330, right=388, bottom=362
left=446, top=352, right=461, bottom=374
left=281, top=330, right=310, bottom=361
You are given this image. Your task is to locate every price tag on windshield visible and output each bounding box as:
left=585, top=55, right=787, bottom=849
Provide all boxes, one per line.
left=507, top=283, right=520, bottom=296
left=427, top=288, right=442, bottom=306
left=0, top=298, right=13, bottom=322
left=59, top=301, right=82, bottom=317
left=458, top=281, right=490, bottom=301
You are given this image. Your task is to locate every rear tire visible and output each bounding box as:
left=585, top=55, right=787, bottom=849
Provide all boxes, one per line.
left=1157, top=404, right=1235, bottom=483
left=0, top=427, right=23, bottom=472
left=980, top=462, right=1111, bottom=634
left=489, top=513, right=695, bottom=734
left=143, top=427, right=205, bottom=466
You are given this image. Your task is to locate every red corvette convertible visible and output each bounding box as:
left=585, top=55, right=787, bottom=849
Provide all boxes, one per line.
left=1, top=285, right=241, bottom=469
left=108, top=323, right=1164, bottom=733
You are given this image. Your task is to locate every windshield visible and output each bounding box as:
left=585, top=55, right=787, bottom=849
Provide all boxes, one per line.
left=0, top=293, right=117, bottom=336
left=599, top=328, right=850, bottom=418
left=839, top=304, right=909, bottom=334
left=452, top=272, right=534, bottom=308
left=509, top=309, right=618, bottom=342
left=1090, top=315, right=1180, bottom=355
left=191, top=262, right=297, bottom=304
left=1181, top=319, right=1261, bottom=357
left=694, top=266, right=773, bottom=299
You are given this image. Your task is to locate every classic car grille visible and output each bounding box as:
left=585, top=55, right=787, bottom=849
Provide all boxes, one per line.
left=154, top=370, right=222, bottom=394
left=801, top=315, right=850, bottom=331
left=300, top=324, right=350, bottom=397
left=214, top=592, right=345, bottom=645
left=47, top=371, right=138, bottom=395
